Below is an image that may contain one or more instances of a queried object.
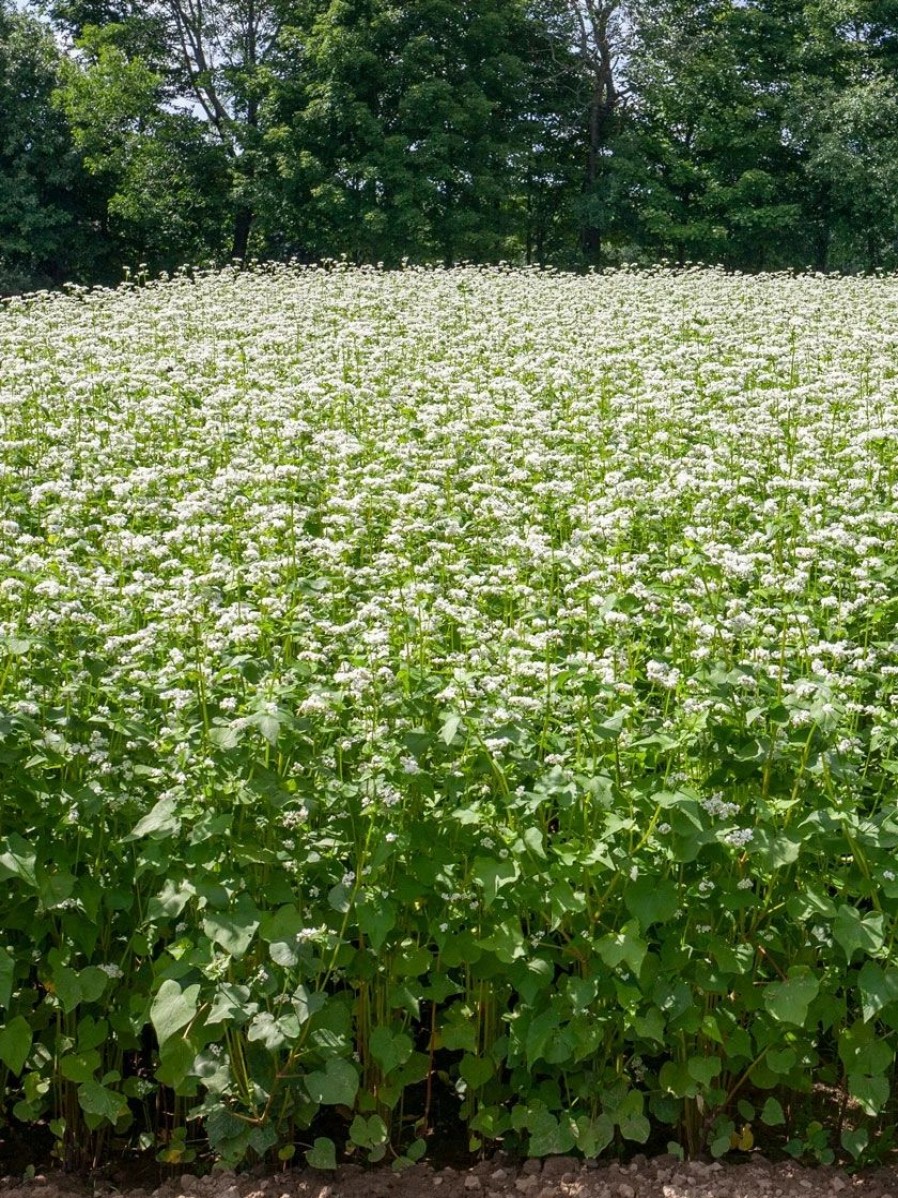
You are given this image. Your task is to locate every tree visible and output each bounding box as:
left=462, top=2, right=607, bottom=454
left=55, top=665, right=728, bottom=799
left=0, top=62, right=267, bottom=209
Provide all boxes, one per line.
left=785, top=0, right=898, bottom=269
left=55, top=26, right=232, bottom=272
left=273, top=0, right=536, bottom=265
left=621, top=0, right=807, bottom=268
left=566, top=0, right=625, bottom=261
left=0, top=1, right=96, bottom=292
left=45, top=0, right=289, bottom=259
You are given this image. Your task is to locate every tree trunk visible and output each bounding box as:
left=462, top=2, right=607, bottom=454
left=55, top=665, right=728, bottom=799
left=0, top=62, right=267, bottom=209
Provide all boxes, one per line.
left=572, top=2, right=620, bottom=266
left=230, top=206, right=254, bottom=260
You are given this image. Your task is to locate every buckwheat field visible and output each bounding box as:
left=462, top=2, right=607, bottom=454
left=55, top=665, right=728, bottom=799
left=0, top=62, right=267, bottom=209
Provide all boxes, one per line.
left=3, top=264, right=898, bottom=1171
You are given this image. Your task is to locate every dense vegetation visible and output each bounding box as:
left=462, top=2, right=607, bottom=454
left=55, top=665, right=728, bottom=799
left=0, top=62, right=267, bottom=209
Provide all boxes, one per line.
left=3, top=0, right=898, bottom=293
left=3, top=265, right=898, bottom=1170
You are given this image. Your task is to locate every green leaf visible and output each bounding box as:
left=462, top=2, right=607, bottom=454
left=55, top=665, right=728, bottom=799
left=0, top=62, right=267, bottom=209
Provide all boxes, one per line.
left=259, top=904, right=302, bottom=942
left=255, top=712, right=281, bottom=746
left=306, top=1137, right=337, bottom=1170
left=269, top=941, right=298, bottom=968
left=687, top=1055, right=722, bottom=1086
left=459, top=1054, right=494, bottom=1089
left=616, top=1090, right=650, bottom=1142
left=293, top=984, right=327, bottom=1025
left=597, top=924, right=647, bottom=974
left=60, top=1050, right=101, bottom=1083
left=406, top=1137, right=426, bottom=1162
left=207, top=982, right=254, bottom=1026
left=202, top=896, right=261, bottom=959
left=349, top=1114, right=388, bottom=1149
left=766, top=1047, right=797, bottom=1074
left=124, top=795, right=181, bottom=842
left=150, top=979, right=200, bottom=1049
left=77, top=1015, right=109, bottom=1052
left=36, top=867, right=75, bottom=910
left=156, top=1035, right=199, bottom=1088
left=357, top=898, right=396, bottom=952
left=858, top=960, right=898, bottom=1022
left=634, top=1006, right=666, bottom=1043
left=833, top=905, right=885, bottom=963
left=761, top=1097, right=785, bottom=1126
left=838, top=1021, right=893, bottom=1075
left=0, top=835, right=37, bottom=887
left=327, top=882, right=352, bottom=913
left=305, top=1056, right=358, bottom=1106
left=209, top=722, right=242, bottom=750
left=710, top=1133, right=732, bottom=1159
left=470, top=856, right=519, bottom=907
left=616, top=1109, right=648, bottom=1142
left=523, top=1007, right=562, bottom=1067
left=54, top=966, right=81, bottom=1014
left=147, top=879, right=196, bottom=921
left=246, top=1011, right=299, bottom=1052
left=369, top=1026, right=413, bottom=1074
left=528, top=1110, right=575, bottom=1156
left=786, top=887, right=836, bottom=921
left=624, top=876, right=678, bottom=928
left=762, top=966, right=819, bottom=1025
left=659, top=1061, right=697, bottom=1098
left=77, top=1080, right=128, bottom=1122
left=521, top=826, right=546, bottom=858
left=0, top=1015, right=32, bottom=1074
left=440, top=713, right=462, bottom=744
left=750, top=829, right=801, bottom=871
left=841, top=1126, right=869, bottom=1160
left=205, top=1106, right=253, bottom=1155
left=2, top=636, right=32, bottom=656
left=0, top=947, right=14, bottom=1009
left=440, top=1015, right=478, bottom=1053
left=573, top=1113, right=614, bottom=1158
left=79, top=966, right=108, bottom=1003
left=847, top=1072, right=889, bottom=1115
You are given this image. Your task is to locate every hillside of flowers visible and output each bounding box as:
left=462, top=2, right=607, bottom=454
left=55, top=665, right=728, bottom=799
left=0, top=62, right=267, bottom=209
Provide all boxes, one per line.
left=2, top=264, right=898, bottom=1171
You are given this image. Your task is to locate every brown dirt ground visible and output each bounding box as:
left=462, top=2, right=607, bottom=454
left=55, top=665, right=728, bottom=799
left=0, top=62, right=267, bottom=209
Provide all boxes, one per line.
left=4, top=1154, right=898, bottom=1198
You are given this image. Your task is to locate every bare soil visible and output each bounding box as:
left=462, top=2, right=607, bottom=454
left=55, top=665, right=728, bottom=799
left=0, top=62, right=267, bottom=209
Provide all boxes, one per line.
left=3, top=1154, right=898, bottom=1198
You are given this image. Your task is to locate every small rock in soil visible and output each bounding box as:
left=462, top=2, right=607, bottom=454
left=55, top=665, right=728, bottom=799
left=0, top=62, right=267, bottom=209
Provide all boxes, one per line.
left=542, top=1159, right=578, bottom=1180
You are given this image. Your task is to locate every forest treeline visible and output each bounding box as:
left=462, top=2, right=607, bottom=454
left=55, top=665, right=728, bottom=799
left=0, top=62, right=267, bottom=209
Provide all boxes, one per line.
left=3, top=0, right=898, bottom=293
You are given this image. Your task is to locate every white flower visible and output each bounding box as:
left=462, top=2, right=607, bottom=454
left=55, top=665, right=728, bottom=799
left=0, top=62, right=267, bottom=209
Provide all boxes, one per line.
left=702, top=793, right=740, bottom=819
left=646, top=660, right=681, bottom=689
left=723, top=828, right=754, bottom=847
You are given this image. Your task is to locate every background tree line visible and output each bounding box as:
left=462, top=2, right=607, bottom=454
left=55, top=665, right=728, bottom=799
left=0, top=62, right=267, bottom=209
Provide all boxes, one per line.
left=3, top=0, right=898, bottom=293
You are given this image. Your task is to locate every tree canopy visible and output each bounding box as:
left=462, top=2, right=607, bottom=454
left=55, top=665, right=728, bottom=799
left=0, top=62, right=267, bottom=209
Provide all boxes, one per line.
left=2, top=0, right=898, bottom=290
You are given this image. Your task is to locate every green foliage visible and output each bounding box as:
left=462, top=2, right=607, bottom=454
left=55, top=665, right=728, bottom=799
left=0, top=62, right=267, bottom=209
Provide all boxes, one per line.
left=0, top=2, right=96, bottom=293
left=272, top=0, right=537, bottom=264
left=5, top=261, right=898, bottom=1168
left=8, top=0, right=898, bottom=278
left=54, top=30, right=231, bottom=272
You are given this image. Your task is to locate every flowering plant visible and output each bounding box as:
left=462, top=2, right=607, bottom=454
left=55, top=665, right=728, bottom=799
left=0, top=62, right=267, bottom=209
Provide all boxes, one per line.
left=1, top=264, right=897, bottom=1169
